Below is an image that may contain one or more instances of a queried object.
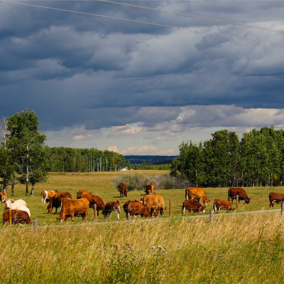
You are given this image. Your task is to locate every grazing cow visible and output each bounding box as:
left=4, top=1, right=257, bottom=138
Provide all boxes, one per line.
left=41, top=190, right=59, bottom=203
left=103, top=201, right=120, bottom=220
left=118, top=183, right=127, bottom=197
left=269, top=192, right=284, bottom=207
left=182, top=200, right=205, bottom=214
left=77, top=193, right=105, bottom=214
left=228, top=188, right=251, bottom=204
left=123, top=201, right=152, bottom=219
left=57, top=198, right=90, bottom=222
left=213, top=199, right=234, bottom=212
left=47, top=192, right=72, bottom=214
left=185, top=187, right=210, bottom=206
left=5, top=199, right=27, bottom=209
left=145, top=183, right=156, bottom=195
left=3, top=209, right=31, bottom=225
left=141, top=194, right=166, bottom=216
left=0, top=192, right=8, bottom=203
left=77, top=190, right=92, bottom=199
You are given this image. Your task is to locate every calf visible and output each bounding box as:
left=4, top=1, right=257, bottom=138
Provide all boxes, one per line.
left=57, top=198, right=90, bottom=222
left=103, top=201, right=120, bottom=220
left=77, top=190, right=92, bottom=199
left=41, top=190, right=59, bottom=203
left=77, top=193, right=105, bottom=215
left=145, top=183, right=156, bottom=195
left=3, top=209, right=31, bottom=225
left=182, top=200, right=205, bottom=214
left=47, top=192, right=72, bottom=214
left=123, top=201, right=152, bottom=219
left=118, top=183, right=127, bottom=197
left=228, top=188, right=251, bottom=204
left=0, top=192, right=8, bottom=203
left=185, top=187, right=210, bottom=206
left=213, top=199, right=234, bottom=212
left=269, top=192, right=284, bottom=207
left=141, top=194, right=165, bottom=216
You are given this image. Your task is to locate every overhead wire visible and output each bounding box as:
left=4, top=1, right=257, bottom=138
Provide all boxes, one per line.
left=0, top=0, right=284, bottom=46
left=98, top=0, right=284, bottom=34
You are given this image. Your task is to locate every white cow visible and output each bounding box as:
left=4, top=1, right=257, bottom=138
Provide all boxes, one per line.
left=4, top=199, right=30, bottom=216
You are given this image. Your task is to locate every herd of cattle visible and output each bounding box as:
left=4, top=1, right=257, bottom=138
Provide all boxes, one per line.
left=1, top=183, right=284, bottom=225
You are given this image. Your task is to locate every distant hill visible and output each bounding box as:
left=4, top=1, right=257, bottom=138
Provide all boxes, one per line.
left=124, top=155, right=177, bottom=165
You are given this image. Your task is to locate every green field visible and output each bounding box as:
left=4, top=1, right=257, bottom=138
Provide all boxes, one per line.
left=1, top=170, right=281, bottom=225
left=1, top=171, right=284, bottom=283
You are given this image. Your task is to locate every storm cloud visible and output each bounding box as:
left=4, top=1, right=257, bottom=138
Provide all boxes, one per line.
left=1, top=0, right=284, bottom=153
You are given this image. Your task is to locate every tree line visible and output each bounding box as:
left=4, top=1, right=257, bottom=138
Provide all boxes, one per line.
left=172, top=127, right=284, bottom=188
left=47, top=147, right=125, bottom=172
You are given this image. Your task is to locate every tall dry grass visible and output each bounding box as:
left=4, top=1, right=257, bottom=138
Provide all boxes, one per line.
left=1, top=212, right=284, bottom=283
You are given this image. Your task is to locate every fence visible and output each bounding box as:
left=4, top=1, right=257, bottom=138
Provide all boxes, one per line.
left=4, top=197, right=284, bottom=230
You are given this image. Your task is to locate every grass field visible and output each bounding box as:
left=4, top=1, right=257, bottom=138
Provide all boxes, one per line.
left=1, top=170, right=282, bottom=225
left=1, top=171, right=284, bottom=283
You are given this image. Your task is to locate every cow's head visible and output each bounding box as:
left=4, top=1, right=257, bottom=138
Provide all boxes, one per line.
left=47, top=203, right=52, bottom=214
left=245, top=198, right=251, bottom=204
left=4, top=199, right=14, bottom=209
left=200, top=206, right=206, bottom=213
left=203, top=199, right=210, bottom=206
left=124, top=191, right=127, bottom=197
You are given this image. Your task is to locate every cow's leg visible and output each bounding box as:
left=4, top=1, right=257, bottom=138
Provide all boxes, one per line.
left=189, top=209, right=192, bottom=214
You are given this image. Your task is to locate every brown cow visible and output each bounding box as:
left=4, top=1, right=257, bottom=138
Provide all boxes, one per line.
left=182, top=200, right=205, bottom=214
left=103, top=201, right=120, bottom=220
left=141, top=194, right=166, bottom=216
left=76, top=190, right=92, bottom=199
left=228, top=188, right=251, bottom=204
left=269, top=192, right=284, bottom=207
left=47, top=192, right=72, bottom=214
left=57, top=198, right=90, bottom=222
left=145, top=183, right=156, bottom=195
left=3, top=209, right=31, bottom=225
left=185, top=187, right=210, bottom=206
left=118, top=183, right=127, bottom=197
left=213, top=199, right=234, bottom=212
left=123, top=201, right=152, bottom=219
left=0, top=192, right=8, bottom=203
left=77, top=193, right=105, bottom=214
left=41, top=190, right=59, bottom=203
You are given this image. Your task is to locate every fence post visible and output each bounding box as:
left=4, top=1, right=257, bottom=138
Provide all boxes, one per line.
left=94, top=204, right=97, bottom=221
left=169, top=199, right=172, bottom=216
left=281, top=202, right=284, bottom=218
left=34, top=218, right=37, bottom=232
left=9, top=209, right=12, bottom=226
left=210, top=209, right=214, bottom=225
left=236, top=195, right=239, bottom=210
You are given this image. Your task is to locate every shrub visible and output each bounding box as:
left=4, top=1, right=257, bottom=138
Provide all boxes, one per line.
left=112, top=173, right=192, bottom=191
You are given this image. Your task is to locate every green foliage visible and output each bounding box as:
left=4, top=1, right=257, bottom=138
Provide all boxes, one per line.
left=47, top=147, right=125, bottom=172
left=4, top=109, right=49, bottom=195
left=174, top=126, right=284, bottom=187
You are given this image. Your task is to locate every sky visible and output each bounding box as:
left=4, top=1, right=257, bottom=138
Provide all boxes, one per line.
left=1, top=0, right=284, bottom=155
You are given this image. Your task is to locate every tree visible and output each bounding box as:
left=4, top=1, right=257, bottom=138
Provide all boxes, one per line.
left=6, top=109, right=49, bottom=196
left=0, top=144, right=17, bottom=192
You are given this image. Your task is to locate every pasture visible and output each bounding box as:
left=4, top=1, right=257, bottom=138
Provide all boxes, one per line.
left=1, top=171, right=284, bottom=283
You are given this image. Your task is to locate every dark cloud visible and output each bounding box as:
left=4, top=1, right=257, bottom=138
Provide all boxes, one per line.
left=1, top=0, right=284, bottom=133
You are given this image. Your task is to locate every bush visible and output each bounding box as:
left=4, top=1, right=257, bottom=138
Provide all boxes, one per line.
left=112, top=173, right=192, bottom=191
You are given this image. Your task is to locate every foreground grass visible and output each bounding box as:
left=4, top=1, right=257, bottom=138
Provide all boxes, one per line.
left=1, top=213, right=284, bottom=283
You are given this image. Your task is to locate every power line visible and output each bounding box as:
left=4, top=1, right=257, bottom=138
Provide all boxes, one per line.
left=1, top=0, right=284, bottom=46
left=98, top=0, right=284, bottom=34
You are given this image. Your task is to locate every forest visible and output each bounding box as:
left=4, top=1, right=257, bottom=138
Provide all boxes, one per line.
left=47, top=147, right=125, bottom=172
left=172, top=126, right=284, bottom=188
